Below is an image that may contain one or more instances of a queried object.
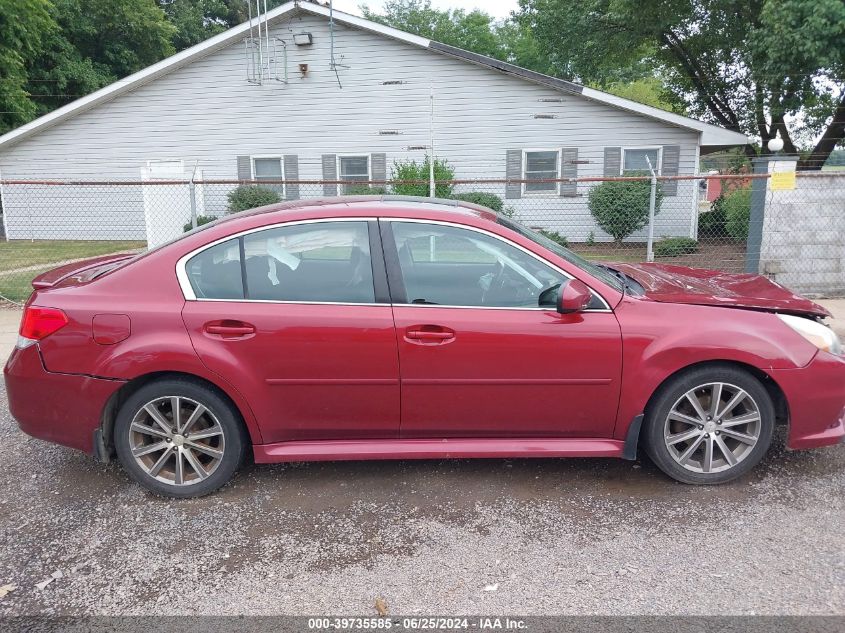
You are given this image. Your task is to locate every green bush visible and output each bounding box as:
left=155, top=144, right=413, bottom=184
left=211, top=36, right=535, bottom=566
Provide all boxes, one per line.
left=723, top=188, right=752, bottom=241
left=450, top=191, right=504, bottom=213
left=227, top=185, right=281, bottom=213
left=391, top=156, right=455, bottom=198
left=538, top=229, right=569, bottom=248
left=182, top=215, right=217, bottom=233
left=587, top=177, right=663, bottom=244
left=343, top=184, right=387, bottom=195
left=654, top=237, right=698, bottom=257
left=697, top=199, right=727, bottom=237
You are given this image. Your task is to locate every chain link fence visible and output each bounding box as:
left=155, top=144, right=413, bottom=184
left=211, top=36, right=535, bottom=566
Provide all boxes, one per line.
left=1, top=171, right=843, bottom=305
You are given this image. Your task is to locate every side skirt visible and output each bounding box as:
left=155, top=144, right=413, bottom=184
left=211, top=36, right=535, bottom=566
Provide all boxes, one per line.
left=253, top=437, right=625, bottom=463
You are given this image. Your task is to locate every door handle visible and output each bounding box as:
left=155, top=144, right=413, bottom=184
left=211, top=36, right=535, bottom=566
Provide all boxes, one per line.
left=204, top=320, right=256, bottom=338
left=408, top=330, right=453, bottom=340
left=405, top=325, right=455, bottom=344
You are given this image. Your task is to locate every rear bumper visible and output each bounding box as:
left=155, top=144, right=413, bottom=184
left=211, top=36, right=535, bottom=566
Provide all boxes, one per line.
left=3, top=344, right=124, bottom=454
left=771, top=351, right=845, bottom=450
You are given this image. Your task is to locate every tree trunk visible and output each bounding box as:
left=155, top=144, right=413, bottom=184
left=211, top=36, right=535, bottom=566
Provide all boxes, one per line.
left=799, top=93, right=845, bottom=171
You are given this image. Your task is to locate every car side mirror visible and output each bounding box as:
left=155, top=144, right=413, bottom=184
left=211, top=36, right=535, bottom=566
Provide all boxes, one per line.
left=556, top=279, right=592, bottom=314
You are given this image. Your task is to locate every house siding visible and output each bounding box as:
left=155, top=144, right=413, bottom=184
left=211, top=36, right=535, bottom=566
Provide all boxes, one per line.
left=0, top=12, right=700, bottom=241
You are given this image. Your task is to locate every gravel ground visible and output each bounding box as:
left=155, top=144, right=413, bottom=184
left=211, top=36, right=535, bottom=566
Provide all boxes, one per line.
left=0, top=380, right=843, bottom=617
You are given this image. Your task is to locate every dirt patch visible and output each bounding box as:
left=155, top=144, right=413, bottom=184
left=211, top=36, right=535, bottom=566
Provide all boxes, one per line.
left=571, top=239, right=747, bottom=273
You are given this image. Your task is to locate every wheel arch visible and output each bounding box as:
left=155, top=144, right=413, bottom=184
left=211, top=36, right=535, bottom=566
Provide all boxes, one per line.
left=642, top=360, right=789, bottom=433
left=98, top=370, right=260, bottom=461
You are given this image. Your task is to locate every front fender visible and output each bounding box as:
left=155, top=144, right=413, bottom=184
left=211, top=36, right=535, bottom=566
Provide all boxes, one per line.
left=613, top=299, right=815, bottom=440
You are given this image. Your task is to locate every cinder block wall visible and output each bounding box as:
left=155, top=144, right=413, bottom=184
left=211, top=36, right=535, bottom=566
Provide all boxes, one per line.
left=760, top=174, right=845, bottom=297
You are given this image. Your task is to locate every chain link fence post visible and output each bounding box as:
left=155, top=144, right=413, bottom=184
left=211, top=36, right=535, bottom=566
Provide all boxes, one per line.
left=188, top=180, right=198, bottom=231
left=645, top=157, right=657, bottom=262
left=189, top=162, right=199, bottom=230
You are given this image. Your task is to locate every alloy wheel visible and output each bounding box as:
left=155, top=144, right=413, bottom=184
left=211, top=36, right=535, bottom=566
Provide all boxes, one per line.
left=128, top=396, right=226, bottom=486
left=663, top=382, right=762, bottom=474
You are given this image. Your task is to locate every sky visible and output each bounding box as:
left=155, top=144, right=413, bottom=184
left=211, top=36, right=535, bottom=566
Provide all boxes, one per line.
left=330, top=0, right=520, bottom=20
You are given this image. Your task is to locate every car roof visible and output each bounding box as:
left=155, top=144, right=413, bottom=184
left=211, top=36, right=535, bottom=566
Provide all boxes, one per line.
left=233, top=195, right=501, bottom=224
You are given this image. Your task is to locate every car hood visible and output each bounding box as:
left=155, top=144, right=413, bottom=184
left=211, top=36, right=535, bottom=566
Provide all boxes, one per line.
left=610, top=262, right=830, bottom=317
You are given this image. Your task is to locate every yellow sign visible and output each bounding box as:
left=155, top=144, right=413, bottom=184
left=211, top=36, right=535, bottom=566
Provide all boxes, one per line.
left=770, top=171, right=796, bottom=190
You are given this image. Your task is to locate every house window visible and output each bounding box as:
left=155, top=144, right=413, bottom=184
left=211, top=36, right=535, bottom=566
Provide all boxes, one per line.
left=338, top=155, right=371, bottom=193
left=252, top=157, right=285, bottom=197
left=252, top=157, right=283, bottom=181
left=622, top=148, right=660, bottom=174
left=524, top=150, right=559, bottom=193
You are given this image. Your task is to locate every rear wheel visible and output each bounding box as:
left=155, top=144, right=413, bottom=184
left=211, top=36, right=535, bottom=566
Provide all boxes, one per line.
left=643, top=365, right=775, bottom=484
left=114, top=378, right=246, bottom=498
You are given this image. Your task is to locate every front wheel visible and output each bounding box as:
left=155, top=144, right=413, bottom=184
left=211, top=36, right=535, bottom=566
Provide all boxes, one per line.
left=643, top=365, right=775, bottom=485
left=114, top=378, right=246, bottom=498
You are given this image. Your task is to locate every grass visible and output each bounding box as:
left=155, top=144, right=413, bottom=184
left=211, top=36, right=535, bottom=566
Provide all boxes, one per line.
left=0, top=240, right=146, bottom=303
left=0, top=267, right=53, bottom=303
left=0, top=240, right=146, bottom=273
left=570, top=248, right=645, bottom=263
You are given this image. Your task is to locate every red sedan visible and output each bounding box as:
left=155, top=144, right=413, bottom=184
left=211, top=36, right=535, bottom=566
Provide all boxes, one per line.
left=4, top=197, right=844, bottom=497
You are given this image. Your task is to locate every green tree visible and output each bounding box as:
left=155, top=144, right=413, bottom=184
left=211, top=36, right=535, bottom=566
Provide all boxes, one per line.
left=598, top=77, right=683, bottom=113
left=0, top=0, right=55, bottom=133
left=26, top=0, right=176, bottom=117
left=362, top=0, right=504, bottom=59
left=518, top=0, right=845, bottom=169
left=158, top=0, right=287, bottom=51
left=361, top=0, right=552, bottom=74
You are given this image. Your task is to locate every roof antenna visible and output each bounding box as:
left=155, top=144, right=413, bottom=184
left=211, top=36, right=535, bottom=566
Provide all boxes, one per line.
left=329, top=0, right=348, bottom=89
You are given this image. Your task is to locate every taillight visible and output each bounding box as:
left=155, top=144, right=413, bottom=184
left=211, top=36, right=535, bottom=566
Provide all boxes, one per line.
left=19, top=306, right=69, bottom=341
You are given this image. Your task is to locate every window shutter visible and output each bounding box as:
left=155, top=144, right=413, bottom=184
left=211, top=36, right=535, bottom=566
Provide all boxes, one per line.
left=237, top=155, right=252, bottom=181
left=322, top=154, right=337, bottom=196
left=661, top=145, right=680, bottom=196
left=560, top=147, right=578, bottom=196
left=505, top=150, right=522, bottom=199
left=284, top=155, right=299, bottom=200
left=371, top=153, right=387, bottom=186
left=603, top=147, right=621, bottom=176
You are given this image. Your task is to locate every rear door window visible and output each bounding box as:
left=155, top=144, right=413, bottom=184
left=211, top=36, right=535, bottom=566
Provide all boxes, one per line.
left=242, top=221, right=376, bottom=303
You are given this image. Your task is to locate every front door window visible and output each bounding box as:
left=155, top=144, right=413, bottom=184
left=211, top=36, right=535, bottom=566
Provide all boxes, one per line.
left=390, top=221, right=565, bottom=308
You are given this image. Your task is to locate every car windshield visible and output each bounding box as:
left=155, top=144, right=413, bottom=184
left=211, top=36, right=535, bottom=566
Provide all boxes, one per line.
left=497, top=216, right=624, bottom=292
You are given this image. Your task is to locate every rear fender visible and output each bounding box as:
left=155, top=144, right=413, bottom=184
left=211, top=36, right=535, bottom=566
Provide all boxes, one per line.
left=93, top=338, right=264, bottom=445
left=34, top=301, right=263, bottom=445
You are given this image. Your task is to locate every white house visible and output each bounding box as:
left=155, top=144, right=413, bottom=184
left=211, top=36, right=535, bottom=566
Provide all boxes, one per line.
left=0, top=0, right=747, bottom=244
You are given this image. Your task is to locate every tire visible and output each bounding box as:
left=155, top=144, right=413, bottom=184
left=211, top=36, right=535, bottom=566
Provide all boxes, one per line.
left=643, top=364, right=775, bottom=485
left=114, top=378, right=246, bottom=498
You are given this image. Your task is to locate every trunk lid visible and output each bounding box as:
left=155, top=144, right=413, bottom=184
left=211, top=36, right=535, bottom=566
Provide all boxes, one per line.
left=31, top=254, right=136, bottom=290
left=611, top=262, right=830, bottom=317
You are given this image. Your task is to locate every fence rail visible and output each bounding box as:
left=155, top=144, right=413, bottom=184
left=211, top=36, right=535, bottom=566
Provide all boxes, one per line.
left=1, top=170, right=843, bottom=305
left=0, top=173, right=771, bottom=186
